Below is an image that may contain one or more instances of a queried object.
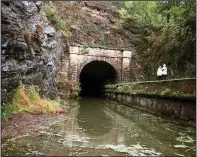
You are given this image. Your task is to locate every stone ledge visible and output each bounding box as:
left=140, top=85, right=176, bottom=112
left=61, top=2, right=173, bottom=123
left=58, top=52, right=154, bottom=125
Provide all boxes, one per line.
left=105, top=78, right=196, bottom=101
left=105, top=90, right=195, bottom=101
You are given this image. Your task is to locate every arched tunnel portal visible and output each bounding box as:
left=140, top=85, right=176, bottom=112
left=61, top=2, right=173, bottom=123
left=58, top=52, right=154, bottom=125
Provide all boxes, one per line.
left=79, top=60, right=117, bottom=97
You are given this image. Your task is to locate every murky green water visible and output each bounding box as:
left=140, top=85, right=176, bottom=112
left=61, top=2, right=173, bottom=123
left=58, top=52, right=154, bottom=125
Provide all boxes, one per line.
left=2, top=98, right=196, bottom=156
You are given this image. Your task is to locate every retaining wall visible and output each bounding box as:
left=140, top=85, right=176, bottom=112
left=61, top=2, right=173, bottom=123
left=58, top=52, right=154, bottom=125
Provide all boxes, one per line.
left=105, top=78, right=196, bottom=126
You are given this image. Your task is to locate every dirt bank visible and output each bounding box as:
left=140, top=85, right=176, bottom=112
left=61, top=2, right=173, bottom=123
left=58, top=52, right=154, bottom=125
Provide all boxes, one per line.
left=2, top=106, right=70, bottom=140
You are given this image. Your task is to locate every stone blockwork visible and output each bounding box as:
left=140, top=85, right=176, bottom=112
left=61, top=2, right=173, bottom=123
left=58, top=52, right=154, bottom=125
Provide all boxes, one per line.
left=105, top=78, right=196, bottom=100
left=1, top=1, right=64, bottom=104
left=62, top=44, right=138, bottom=82
left=58, top=44, right=140, bottom=97
left=105, top=78, right=196, bottom=126
left=106, top=93, right=196, bottom=126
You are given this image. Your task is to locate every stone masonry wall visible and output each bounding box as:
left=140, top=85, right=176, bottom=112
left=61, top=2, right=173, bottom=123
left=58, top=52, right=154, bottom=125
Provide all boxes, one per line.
left=105, top=78, right=196, bottom=126
left=58, top=44, right=139, bottom=97
left=67, top=45, right=137, bottom=83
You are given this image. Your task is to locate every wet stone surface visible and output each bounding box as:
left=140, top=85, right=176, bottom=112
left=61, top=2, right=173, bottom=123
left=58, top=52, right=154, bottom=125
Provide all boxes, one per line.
left=2, top=98, right=196, bottom=156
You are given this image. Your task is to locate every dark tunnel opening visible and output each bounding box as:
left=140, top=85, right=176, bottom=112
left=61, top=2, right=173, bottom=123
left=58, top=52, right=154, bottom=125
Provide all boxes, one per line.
left=79, top=60, right=117, bottom=97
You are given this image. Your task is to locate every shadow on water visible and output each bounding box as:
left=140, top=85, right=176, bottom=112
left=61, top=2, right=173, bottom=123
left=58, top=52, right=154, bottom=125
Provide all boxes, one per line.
left=1, top=98, right=196, bottom=156
left=77, top=97, right=113, bottom=136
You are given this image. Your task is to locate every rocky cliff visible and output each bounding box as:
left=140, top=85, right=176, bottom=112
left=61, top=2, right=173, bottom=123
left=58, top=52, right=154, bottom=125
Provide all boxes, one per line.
left=51, top=1, right=195, bottom=80
left=1, top=1, right=64, bottom=104
left=51, top=1, right=147, bottom=50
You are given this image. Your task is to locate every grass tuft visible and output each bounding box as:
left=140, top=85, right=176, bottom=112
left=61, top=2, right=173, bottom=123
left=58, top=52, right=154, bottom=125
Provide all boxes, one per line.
left=2, top=84, right=64, bottom=119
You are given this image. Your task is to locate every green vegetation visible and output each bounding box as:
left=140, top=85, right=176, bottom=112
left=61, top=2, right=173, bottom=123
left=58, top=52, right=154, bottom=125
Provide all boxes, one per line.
left=160, top=88, right=171, bottom=96
left=100, top=40, right=107, bottom=49
left=45, top=4, right=66, bottom=30
left=118, top=1, right=196, bottom=79
left=81, top=41, right=108, bottom=53
left=87, top=42, right=107, bottom=49
left=118, top=1, right=165, bottom=27
left=70, top=83, right=81, bottom=98
left=73, top=90, right=80, bottom=97
left=2, top=84, right=64, bottom=119
left=105, top=79, right=196, bottom=98
left=82, top=45, right=89, bottom=54
left=75, top=83, right=81, bottom=97
left=45, top=1, right=195, bottom=79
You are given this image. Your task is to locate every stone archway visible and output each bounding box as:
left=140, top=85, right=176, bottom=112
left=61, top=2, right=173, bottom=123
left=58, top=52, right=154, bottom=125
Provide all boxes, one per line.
left=79, top=60, right=117, bottom=97
left=60, top=45, right=136, bottom=97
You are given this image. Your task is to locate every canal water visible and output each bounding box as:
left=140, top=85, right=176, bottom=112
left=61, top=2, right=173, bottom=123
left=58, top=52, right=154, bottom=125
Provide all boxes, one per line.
left=2, top=98, right=196, bottom=156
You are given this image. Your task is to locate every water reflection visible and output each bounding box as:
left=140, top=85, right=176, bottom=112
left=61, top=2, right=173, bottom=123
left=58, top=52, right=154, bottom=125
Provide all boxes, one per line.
left=103, top=100, right=196, bottom=155
left=2, top=98, right=196, bottom=156
left=77, top=98, right=113, bottom=136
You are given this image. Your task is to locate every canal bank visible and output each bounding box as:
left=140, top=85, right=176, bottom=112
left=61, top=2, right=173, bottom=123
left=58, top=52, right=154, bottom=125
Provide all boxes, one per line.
left=2, top=98, right=196, bottom=156
left=104, top=78, right=196, bottom=126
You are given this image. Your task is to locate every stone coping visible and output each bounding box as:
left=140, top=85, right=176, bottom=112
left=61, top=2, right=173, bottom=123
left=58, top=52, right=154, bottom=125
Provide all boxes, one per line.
left=105, top=78, right=196, bottom=101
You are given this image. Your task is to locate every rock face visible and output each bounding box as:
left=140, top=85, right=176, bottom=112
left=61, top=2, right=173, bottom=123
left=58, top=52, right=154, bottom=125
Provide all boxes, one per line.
left=53, top=1, right=144, bottom=50
left=1, top=1, right=63, bottom=104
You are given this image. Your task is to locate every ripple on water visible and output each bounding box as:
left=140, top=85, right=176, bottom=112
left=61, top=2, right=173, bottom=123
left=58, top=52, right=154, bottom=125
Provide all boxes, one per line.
left=2, top=98, right=196, bottom=156
left=174, top=145, right=188, bottom=148
left=176, top=133, right=195, bottom=143
left=96, top=144, right=162, bottom=156
left=64, top=135, right=90, bottom=143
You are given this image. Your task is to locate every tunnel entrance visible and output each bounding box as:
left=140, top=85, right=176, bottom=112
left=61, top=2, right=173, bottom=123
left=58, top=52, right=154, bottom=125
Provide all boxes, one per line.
left=79, top=60, right=117, bottom=97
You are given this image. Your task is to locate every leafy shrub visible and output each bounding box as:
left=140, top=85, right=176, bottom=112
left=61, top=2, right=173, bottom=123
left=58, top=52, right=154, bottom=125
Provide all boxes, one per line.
left=45, top=4, right=66, bottom=30
left=82, top=45, right=89, bottom=54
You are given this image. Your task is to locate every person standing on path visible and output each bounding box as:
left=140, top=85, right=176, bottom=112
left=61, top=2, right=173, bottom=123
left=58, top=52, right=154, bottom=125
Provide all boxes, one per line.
left=157, top=66, right=162, bottom=80
left=162, top=64, right=167, bottom=80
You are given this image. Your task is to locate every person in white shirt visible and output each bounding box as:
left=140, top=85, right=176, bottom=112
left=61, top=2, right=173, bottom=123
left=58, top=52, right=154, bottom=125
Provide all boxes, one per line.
left=162, top=64, right=167, bottom=80
left=157, top=66, right=162, bottom=80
